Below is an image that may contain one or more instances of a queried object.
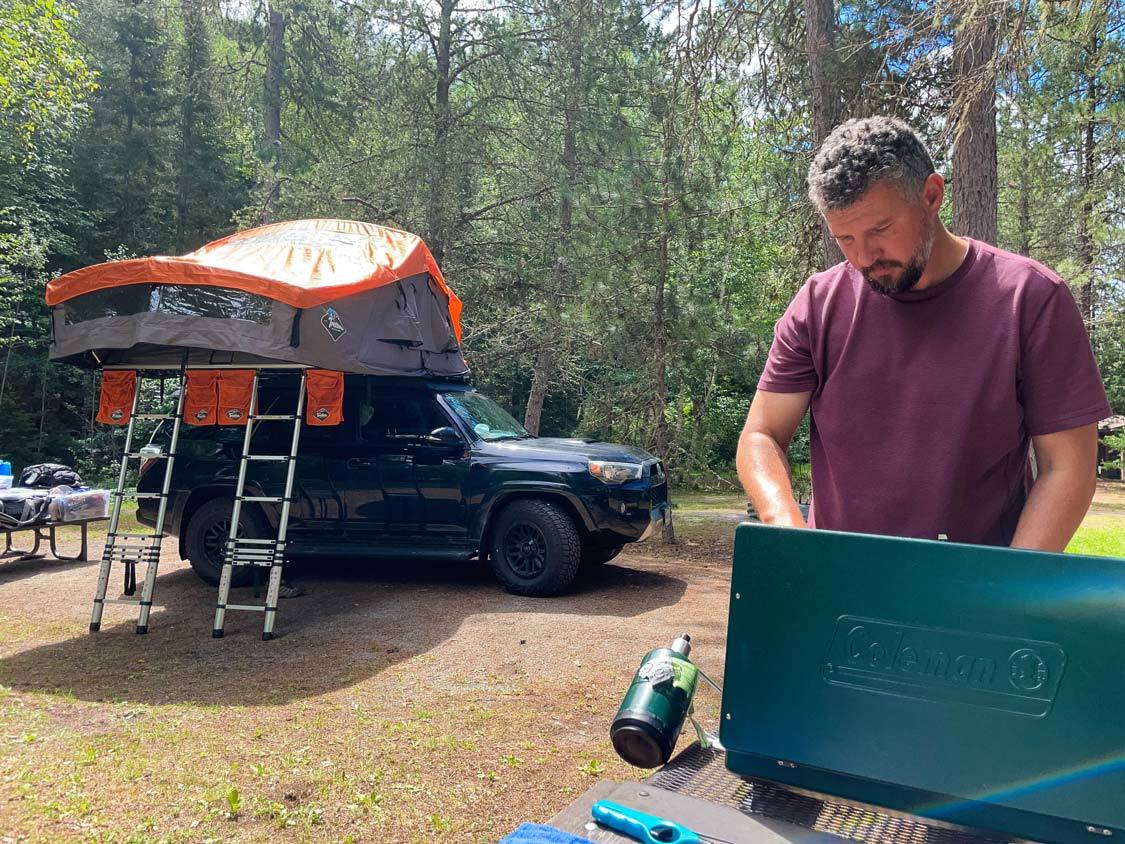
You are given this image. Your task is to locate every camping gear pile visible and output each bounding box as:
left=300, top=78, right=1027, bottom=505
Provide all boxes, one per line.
left=46, top=218, right=466, bottom=638
left=0, top=463, right=110, bottom=530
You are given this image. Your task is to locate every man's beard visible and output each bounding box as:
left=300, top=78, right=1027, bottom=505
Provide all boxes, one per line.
left=861, top=221, right=935, bottom=296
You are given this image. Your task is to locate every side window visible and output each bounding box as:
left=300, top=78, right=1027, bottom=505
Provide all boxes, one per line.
left=360, top=392, right=453, bottom=444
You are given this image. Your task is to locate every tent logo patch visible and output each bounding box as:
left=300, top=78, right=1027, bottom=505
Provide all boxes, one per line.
left=225, top=409, right=242, bottom=421
left=321, top=307, right=347, bottom=342
left=195, top=409, right=210, bottom=422
left=314, top=407, right=330, bottom=421
left=110, top=409, right=124, bottom=421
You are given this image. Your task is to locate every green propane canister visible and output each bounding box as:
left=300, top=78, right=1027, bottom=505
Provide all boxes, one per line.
left=610, top=633, right=699, bottom=769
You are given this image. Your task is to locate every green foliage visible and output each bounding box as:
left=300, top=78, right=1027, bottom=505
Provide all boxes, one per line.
left=1102, top=432, right=1125, bottom=475
left=0, top=0, right=94, bottom=158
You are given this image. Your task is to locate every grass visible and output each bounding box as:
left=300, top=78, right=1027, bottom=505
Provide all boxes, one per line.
left=1067, top=515, right=1125, bottom=558
left=674, top=491, right=1124, bottom=558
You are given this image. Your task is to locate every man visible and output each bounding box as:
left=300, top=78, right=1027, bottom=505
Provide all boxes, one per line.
left=737, top=116, right=1111, bottom=551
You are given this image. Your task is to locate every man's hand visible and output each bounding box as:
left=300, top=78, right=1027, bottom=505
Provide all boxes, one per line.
left=1011, top=424, right=1098, bottom=552
left=736, top=390, right=812, bottom=527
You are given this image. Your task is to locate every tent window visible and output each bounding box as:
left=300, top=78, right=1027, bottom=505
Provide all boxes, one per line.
left=64, top=284, right=273, bottom=325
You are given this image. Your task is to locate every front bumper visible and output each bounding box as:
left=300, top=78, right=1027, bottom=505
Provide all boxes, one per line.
left=583, top=460, right=670, bottom=543
left=638, top=501, right=671, bottom=540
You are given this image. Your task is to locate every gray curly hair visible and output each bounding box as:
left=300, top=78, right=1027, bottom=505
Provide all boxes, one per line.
left=807, top=116, right=935, bottom=213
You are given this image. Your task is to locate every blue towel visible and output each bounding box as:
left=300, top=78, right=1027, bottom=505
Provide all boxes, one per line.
left=498, top=822, right=595, bottom=844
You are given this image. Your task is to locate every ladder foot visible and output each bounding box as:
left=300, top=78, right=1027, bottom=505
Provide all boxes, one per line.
left=212, top=629, right=224, bottom=639
left=135, top=625, right=148, bottom=635
left=262, top=632, right=273, bottom=641
left=89, top=623, right=100, bottom=633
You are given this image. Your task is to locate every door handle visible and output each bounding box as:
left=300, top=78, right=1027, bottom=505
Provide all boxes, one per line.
left=347, top=458, right=377, bottom=469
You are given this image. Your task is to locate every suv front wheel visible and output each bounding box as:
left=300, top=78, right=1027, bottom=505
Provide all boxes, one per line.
left=184, top=496, right=270, bottom=586
left=488, top=499, right=581, bottom=597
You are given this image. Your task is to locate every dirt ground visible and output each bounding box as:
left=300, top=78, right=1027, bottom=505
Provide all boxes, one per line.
left=0, top=513, right=735, bottom=843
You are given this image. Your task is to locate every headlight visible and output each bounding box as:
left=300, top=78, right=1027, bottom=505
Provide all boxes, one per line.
left=588, top=460, right=643, bottom=484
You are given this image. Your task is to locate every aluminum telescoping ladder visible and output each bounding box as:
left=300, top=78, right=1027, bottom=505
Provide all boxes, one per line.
left=212, top=369, right=306, bottom=640
left=90, top=370, right=185, bottom=635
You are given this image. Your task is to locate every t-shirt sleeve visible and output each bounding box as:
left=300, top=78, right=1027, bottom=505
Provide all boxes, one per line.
left=1019, top=280, right=1112, bottom=436
left=758, top=282, right=819, bottom=393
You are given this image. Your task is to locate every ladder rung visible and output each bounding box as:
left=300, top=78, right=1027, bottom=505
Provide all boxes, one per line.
left=134, top=413, right=176, bottom=420
left=242, top=455, right=290, bottom=462
left=100, top=597, right=142, bottom=606
left=109, top=533, right=161, bottom=540
left=239, top=495, right=285, bottom=503
left=230, top=538, right=283, bottom=545
left=125, top=452, right=169, bottom=459
left=224, top=539, right=283, bottom=554
left=224, top=543, right=278, bottom=554
left=115, top=491, right=165, bottom=499
left=251, top=414, right=299, bottom=421
left=223, top=604, right=267, bottom=612
left=104, top=551, right=161, bottom=562
left=104, top=542, right=161, bottom=553
left=224, top=546, right=281, bottom=557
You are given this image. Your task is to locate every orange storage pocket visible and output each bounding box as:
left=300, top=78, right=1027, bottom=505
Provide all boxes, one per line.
left=96, top=371, right=137, bottom=425
left=184, top=371, right=220, bottom=426
left=305, top=370, right=344, bottom=426
left=217, top=370, right=256, bottom=426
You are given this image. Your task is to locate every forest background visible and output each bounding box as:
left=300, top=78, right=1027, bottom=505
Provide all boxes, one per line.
left=0, top=0, right=1121, bottom=491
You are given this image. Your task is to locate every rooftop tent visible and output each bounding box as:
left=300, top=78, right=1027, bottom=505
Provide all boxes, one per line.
left=46, top=219, right=469, bottom=378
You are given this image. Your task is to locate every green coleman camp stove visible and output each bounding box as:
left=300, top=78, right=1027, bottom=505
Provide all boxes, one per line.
left=720, top=522, right=1125, bottom=844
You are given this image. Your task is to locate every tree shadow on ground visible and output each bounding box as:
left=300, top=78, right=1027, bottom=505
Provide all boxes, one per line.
left=0, top=553, right=98, bottom=587
left=0, top=555, right=687, bottom=707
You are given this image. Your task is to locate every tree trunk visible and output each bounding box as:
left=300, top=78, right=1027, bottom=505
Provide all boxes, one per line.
left=951, top=13, right=998, bottom=244
left=1016, top=114, right=1031, bottom=257
left=176, top=0, right=203, bottom=251
left=805, top=0, right=843, bottom=268
left=655, top=231, right=676, bottom=546
left=262, top=6, right=286, bottom=222
left=523, top=347, right=553, bottom=436
left=0, top=321, right=16, bottom=416
left=37, top=361, right=48, bottom=457
left=1076, top=25, right=1100, bottom=330
left=653, top=200, right=672, bottom=552
left=524, top=13, right=581, bottom=434
left=428, top=0, right=455, bottom=265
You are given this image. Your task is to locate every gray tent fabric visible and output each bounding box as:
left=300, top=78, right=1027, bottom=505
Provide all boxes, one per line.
left=50, top=273, right=470, bottom=378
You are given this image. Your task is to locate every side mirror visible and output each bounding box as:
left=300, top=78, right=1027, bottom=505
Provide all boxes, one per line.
left=426, top=426, right=463, bottom=446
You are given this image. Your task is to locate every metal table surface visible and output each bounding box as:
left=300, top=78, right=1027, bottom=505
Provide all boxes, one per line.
left=549, top=744, right=1031, bottom=844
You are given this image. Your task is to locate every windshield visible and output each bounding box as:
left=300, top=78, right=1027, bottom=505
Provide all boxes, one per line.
left=442, top=391, right=532, bottom=441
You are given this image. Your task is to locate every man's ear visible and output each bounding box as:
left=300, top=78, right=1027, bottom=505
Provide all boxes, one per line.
left=921, top=172, right=944, bottom=213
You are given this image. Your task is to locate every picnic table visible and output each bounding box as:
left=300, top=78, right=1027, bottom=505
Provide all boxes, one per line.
left=0, top=516, right=107, bottom=564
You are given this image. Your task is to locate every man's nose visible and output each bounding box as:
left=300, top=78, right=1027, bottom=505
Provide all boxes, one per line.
left=855, top=238, right=880, bottom=267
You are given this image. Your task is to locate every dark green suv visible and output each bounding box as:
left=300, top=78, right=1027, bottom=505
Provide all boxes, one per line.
left=137, top=374, right=670, bottom=596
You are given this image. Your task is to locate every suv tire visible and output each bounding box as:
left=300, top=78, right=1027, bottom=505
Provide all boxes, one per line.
left=581, top=544, right=623, bottom=566
left=488, top=499, right=581, bottom=597
left=184, top=496, right=270, bottom=586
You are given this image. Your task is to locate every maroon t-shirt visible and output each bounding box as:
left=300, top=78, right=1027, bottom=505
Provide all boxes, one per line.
left=758, top=239, right=1111, bottom=545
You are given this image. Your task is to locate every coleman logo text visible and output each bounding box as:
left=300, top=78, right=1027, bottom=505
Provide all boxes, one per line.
left=844, top=624, right=997, bottom=688
left=824, top=617, right=1066, bottom=716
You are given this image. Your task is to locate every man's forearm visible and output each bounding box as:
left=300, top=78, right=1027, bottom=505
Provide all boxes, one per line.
left=736, top=431, right=807, bottom=527
left=1010, top=468, right=1096, bottom=552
